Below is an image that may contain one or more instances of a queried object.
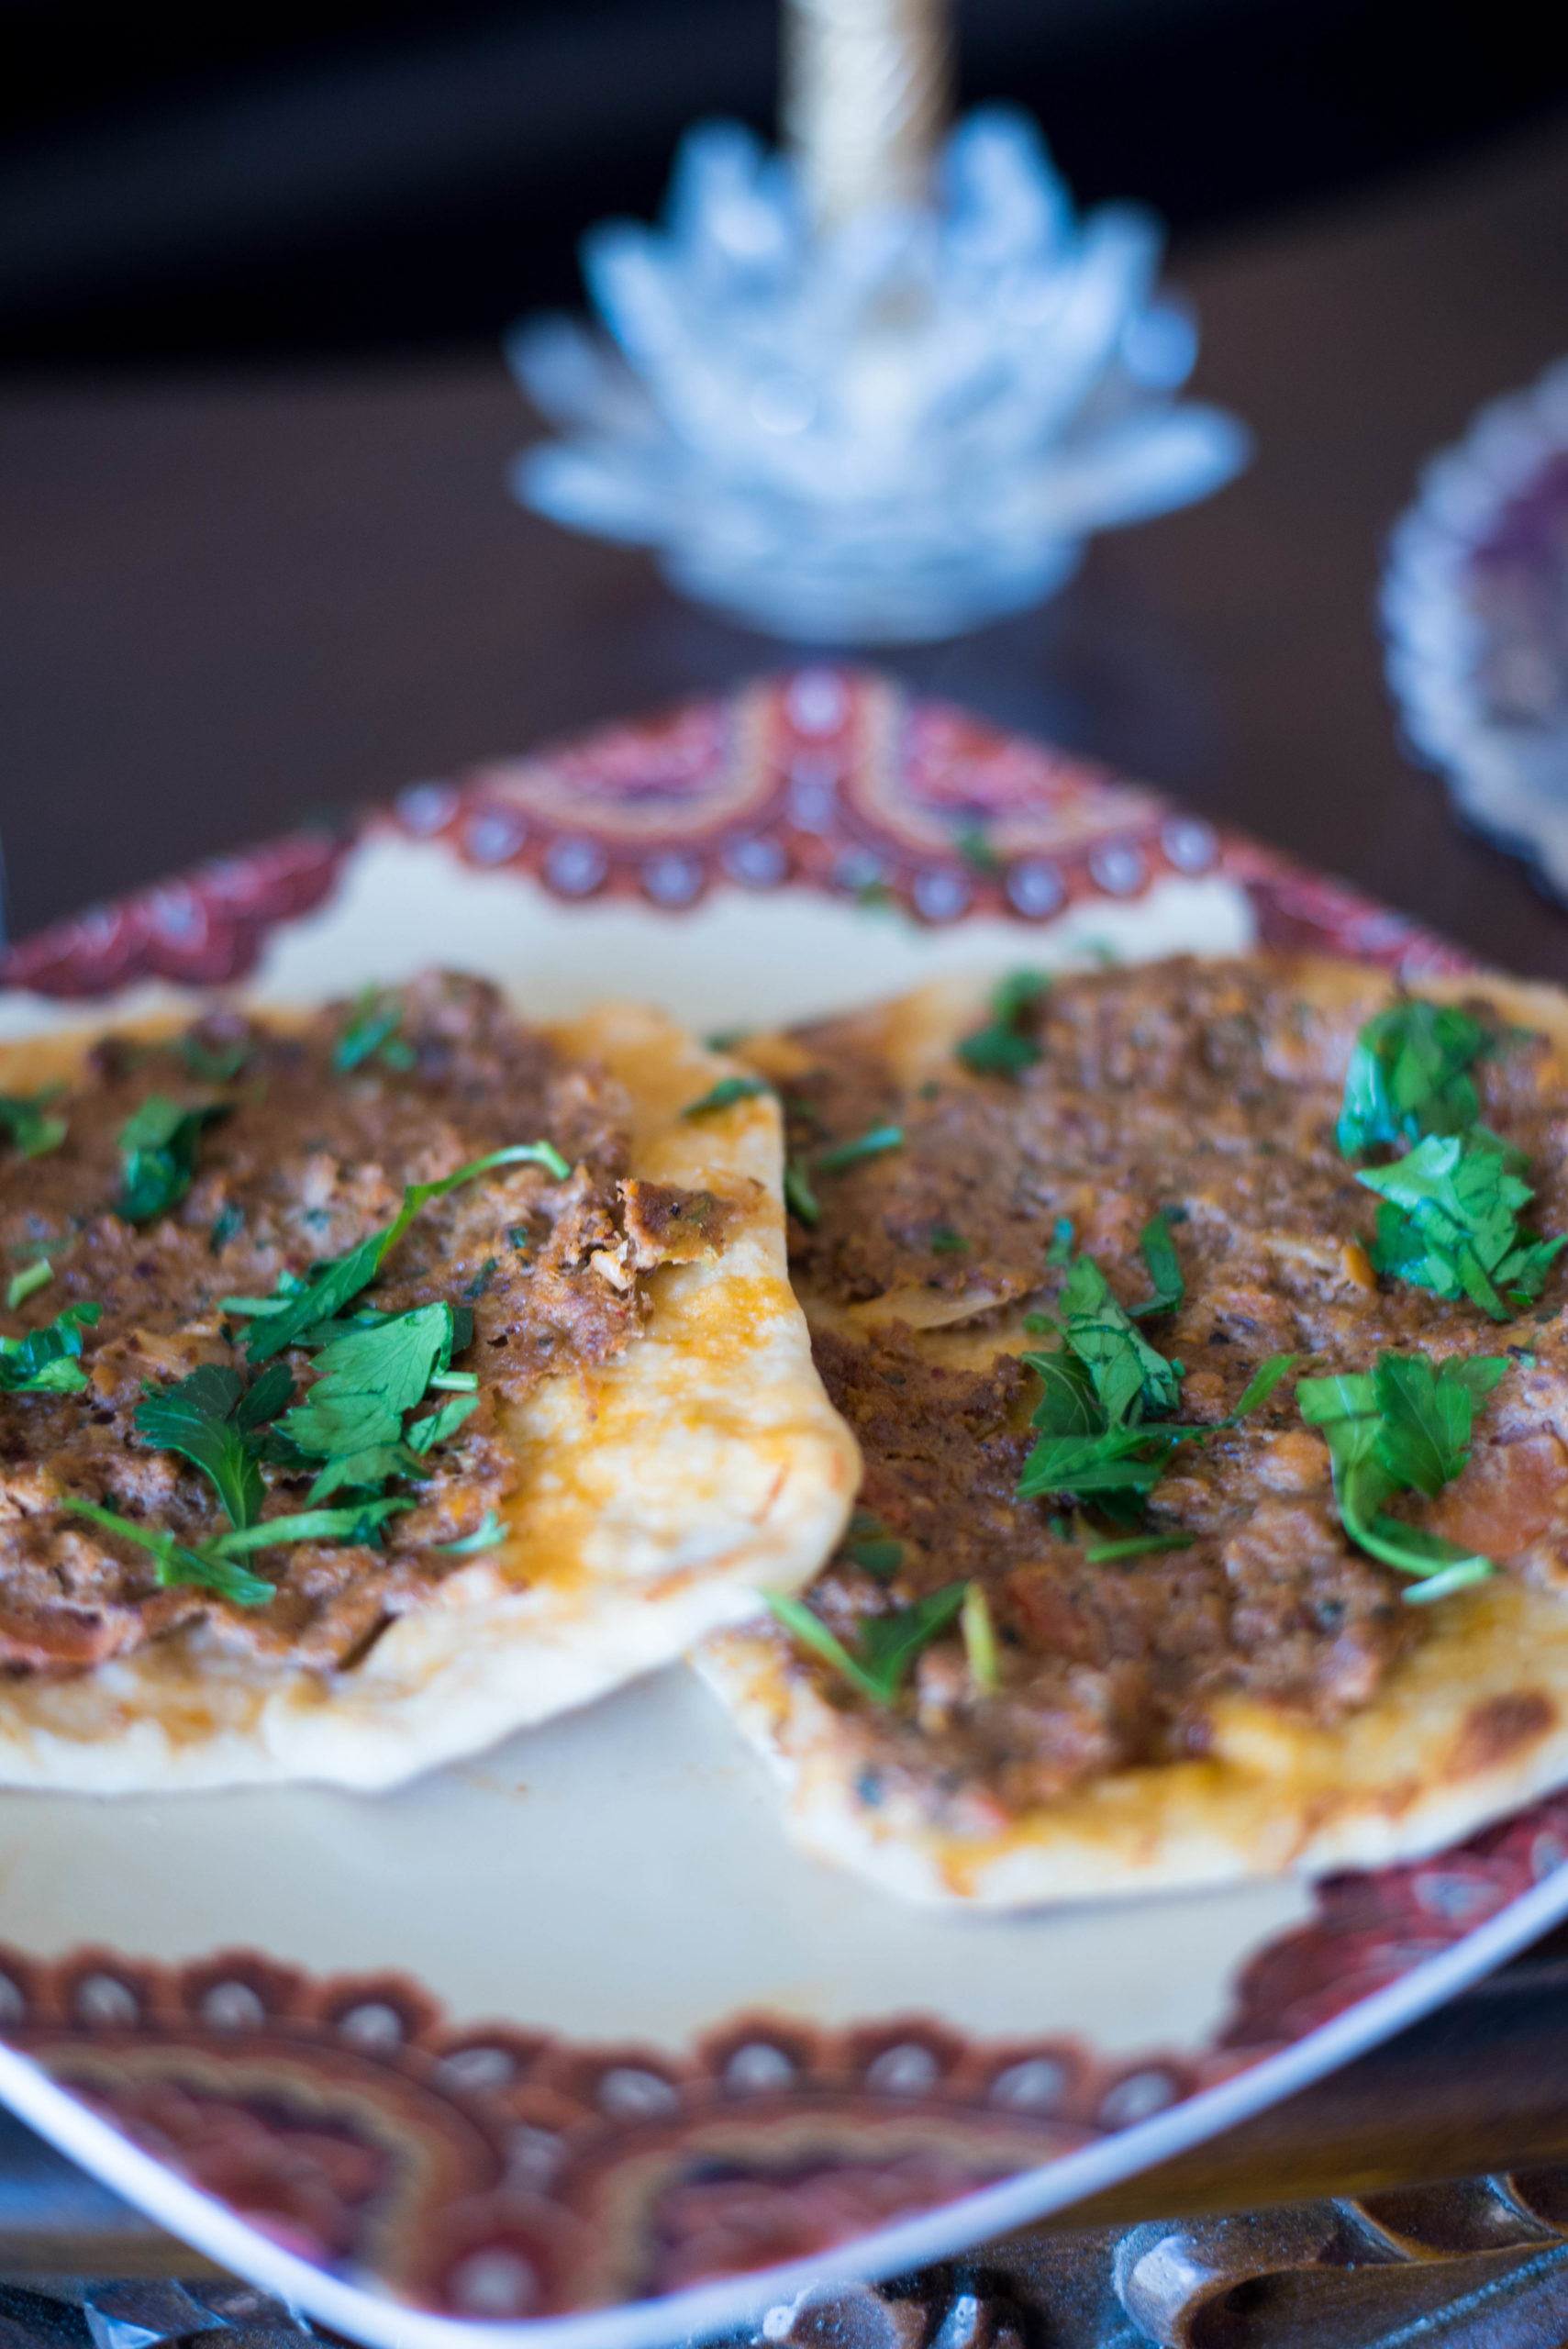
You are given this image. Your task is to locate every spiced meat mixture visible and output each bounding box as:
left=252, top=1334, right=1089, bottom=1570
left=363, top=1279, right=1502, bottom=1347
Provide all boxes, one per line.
left=777, top=961, right=1568, bottom=1831
left=0, top=974, right=719, bottom=1675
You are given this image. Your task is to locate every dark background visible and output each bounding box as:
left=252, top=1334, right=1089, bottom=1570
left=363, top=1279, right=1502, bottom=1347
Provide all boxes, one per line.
left=4, top=0, right=1568, bottom=368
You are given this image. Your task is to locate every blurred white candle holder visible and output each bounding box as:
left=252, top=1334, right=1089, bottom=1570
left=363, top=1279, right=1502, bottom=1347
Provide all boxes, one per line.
left=506, top=107, right=1250, bottom=645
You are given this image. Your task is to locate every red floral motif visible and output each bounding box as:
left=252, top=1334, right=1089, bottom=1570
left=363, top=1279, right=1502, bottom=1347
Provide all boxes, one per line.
left=0, top=1944, right=1232, bottom=2314
left=1223, top=1789, right=1568, bottom=2049
left=0, top=828, right=353, bottom=999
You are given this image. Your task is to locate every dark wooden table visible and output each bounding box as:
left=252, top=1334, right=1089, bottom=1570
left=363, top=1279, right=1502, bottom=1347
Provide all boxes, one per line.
left=6, top=99, right=1568, bottom=2349
left=4, top=112, right=1568, bottom=973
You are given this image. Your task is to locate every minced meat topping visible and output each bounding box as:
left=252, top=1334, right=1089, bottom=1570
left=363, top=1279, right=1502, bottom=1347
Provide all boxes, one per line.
left=0, top=974, right=720, bottom=1676
left=773, top=961, right=1568, bottom=1829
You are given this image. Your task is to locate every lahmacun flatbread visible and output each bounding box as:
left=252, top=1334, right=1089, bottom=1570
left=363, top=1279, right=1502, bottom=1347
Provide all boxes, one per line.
left=696, top=955, right=1568, bottom=1908
left=0, top=974, right=857, bottom=1791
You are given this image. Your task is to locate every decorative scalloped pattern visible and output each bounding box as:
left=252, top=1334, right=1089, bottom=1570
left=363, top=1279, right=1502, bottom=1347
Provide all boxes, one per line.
left=0, top=670, right=1466, bottom=1000
left=0, top=1945, right=1256, bottom=2314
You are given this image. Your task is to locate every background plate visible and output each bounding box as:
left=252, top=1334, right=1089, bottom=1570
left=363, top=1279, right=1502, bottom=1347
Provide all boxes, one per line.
left=2, top=666, right=1558, bottom=2345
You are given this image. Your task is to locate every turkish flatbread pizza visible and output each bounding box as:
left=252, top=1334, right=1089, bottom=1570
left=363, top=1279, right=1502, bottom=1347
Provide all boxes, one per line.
left=696, top=954, right=1568, bottom=1908
left=0, top=973, right=856, bottom=1791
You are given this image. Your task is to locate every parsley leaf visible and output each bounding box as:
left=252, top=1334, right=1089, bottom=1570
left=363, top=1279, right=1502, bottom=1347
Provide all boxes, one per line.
left=1054, top=1255, right=1181, bottom=1423
left=842, top=1509, right=904, bottom=1578
left=233, top=1141, right=571, bottom=1362
left=960, top=1580, right=1000, bottom=1689
left=0, top=1087, right=67, bottom=1159
left=1358, top=1132, right=1567, bottom=1319
left=1230, top=1352, right=1301, bottom=1418
left=208, top=1499, right=411, bottom=1553
left=1083, top=1531, right=1195, bottom=1562
left=929, top=1224, right=969, bottom=1253
left=956, top=970, right=1050, bottom=1079
left=116, top=1096, right=228, bottom=1223
left=784, top=1158, right=820, bottom=1226
left=407, top=1392, right=480, bottom=1453
left=1337, top=1000, right=1489, bottom=1157
left=1046, top=1217, right=1074, bottom=1266
left=133, top=1363, right=295, bottom=1530
left=1298, top=1350, right=1508, bottom=1598
left=0, top=1300, right=102, bottom=1394
left=60, top=1496, right=276, bottom=1608
left=332, top=987, right=416, bottom=1074
left=682, top=1076, right=771, bottom=1119
left=6, top=1259, right=52, bottom=1310
left=815, top=1124, right=904, bottom=1173
left=281, top=1302, right=460, bottom=1500
left=434, top=1509, right=506, bottom=1555
left=765, top=1582, right=967, bottom=1705
left=1129, top=1210, right=1184, bottom=1318
left=177, top=1034, right=252, bottom=1084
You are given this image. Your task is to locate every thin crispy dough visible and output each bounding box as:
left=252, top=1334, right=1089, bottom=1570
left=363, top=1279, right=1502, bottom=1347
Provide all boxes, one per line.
left=696, top=957, right=1568, bottom=1909
left=0, top=1001, right=859, bottom=1791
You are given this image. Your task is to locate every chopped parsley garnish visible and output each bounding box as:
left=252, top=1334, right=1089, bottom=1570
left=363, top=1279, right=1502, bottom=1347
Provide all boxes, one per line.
left=764, top=1582, right=967, bottom=1705
left=177, top=1034, right=253, bottom=1084
left=682, top=1076, right=771, bottom=1119
left=0, top=1087, right=67, bottom=1160
left=1299, top=1351, right=1508, bottom=1602
left=332, top=987, right=417, bottom=1074
left=1129, top=1210, right=1184, bottom=1318
left=955, top=970, right=1050, bottom=1079
left=228, top=1141, right=570, bottom=1363
left=116, top=1095, right=228, bottom=1223
left=815, top=1124, right=904, bottom=1174
left=1083, top=1531, right=1195, bottom=1563
left=0, top=1300, right=102, bottom=1395
left=6, top=1259, right=52, bottom=1311
left=1047, top=1217, right=1074, bottom=1266
left=434, top=1509, right=506, bottom=1556
left=784, top=1159, right=820, bottom=1226
left=961, top=1580, right=1000, bottom=1690
left=60, top=1497, right=276, bottom=1608
left=209, top=1202, right=245, bottom=1254
left=134, top=1361, right=295, bottom=1529
left=1337, top=1000, right=1490, bottom=1157
left=1019, top=1255, right=1296, bottom=1517
left=61, top=1494, right=407, bottom=1606
left=279, top=1301, right=468, bottom=1500
left=842, top=1509, right=904, bottom=1578
left=407, top=1391, right=480, bottom=1453
left=1358, top=1133, right=1566, bottom=1321
left=461, top=1258, right=498, bottom=1300
left=929, top=1224, right=969, bottom=1253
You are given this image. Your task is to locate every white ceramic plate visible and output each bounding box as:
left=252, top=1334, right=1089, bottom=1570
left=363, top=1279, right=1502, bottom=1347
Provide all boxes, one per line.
left=3, top=667, right=1562, bottom=2348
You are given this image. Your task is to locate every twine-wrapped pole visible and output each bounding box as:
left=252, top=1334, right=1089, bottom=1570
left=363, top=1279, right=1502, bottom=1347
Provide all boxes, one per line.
left=782, top=0, right=952, bottom=229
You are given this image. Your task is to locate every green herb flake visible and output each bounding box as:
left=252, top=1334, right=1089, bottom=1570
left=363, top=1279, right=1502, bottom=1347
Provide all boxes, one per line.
left=682, top=1075, right=771, bottom=1119
left=177, top=1034, right=252, bottom=1084
left=280, top=1302, right=460, bottom=1499
left=231, top=1141, right=570, bottom=1363
left=116, top=1095, right=229, bottom=1224
left=61, top=1497, right=276, bottom=1608
left=955, top=970, right=1051, bottom=1080
left=0, top=1300, right=102, bottom=1395
left=1046, top=1217, right=1074, bottom=1266
left=6, top=1259, right=52, bottom=1311
left=209, top=1202, right=245, bottom=1255
left=784, top=1158, right=820, bottom=1227
left=843, top=1510, right=904, bottom=1579
left=766, top=1582, right=967, bottom=1706
left=961, top=1580, right=1001, bottom=1690
left=433, top=1508, right=506, bottom=1556
left=1130, top=1209, right=1184, bottom=1318
left=0, top=1087, right=68, bottom=1160
left=1358, top=1132, right=1567, bottom=1320
left=1337, top=1000, right=1491, bottom=1158
left=1298, top=1350, right=1508, bottom=1598
left=953, top=820, right=1001, bottom=874
left=133, top=1360, right=294, bottom=1531
left=332, top=987, right=410, bottom=1074
left=1083, top=1531, right=1195, bottom=1563
left=929, top=1224, right=969, bottom=1254
left=815, top=1124, right=904, bottom=1174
